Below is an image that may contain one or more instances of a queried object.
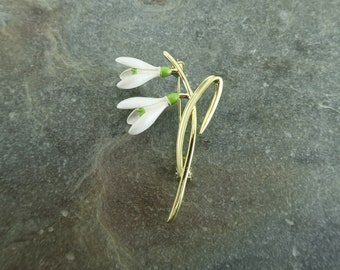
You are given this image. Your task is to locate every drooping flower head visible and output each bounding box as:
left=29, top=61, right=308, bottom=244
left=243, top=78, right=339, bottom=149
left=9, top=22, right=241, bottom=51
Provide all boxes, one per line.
left=117, top=92, right=179, bottom=135
left=116, top=57, right=172, bottom=89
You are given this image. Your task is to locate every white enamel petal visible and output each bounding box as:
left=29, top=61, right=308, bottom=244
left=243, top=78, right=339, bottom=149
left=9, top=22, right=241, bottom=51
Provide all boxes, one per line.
left=116, top=72, right=159, bottom=89
left=129, top=99, right=169, bottom=135
left=116, top=57, right=157, bottom=69
left=117, top=96, right=163, bottom=109
left=120, top=68, right=160, bottom=80
left=127, top=109, right=140, bottom=125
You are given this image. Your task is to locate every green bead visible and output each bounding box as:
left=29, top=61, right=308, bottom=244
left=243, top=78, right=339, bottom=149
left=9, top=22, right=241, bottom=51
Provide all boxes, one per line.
left=166, top=92, right=179, bottom=106
left=136, top=107, right=145, bottom=116
left=160, top=66, right=171, bottom=77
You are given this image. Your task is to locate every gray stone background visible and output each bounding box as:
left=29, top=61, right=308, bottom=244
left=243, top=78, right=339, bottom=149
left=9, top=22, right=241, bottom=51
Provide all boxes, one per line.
left=1, top=0, right=339, bottom=269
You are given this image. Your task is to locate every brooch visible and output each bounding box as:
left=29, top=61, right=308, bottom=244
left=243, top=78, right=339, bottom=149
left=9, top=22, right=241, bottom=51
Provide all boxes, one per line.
left=116, top=51, right=223, bottom=222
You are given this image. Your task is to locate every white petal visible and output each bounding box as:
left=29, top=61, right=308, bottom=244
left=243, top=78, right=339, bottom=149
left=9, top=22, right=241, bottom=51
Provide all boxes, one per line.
left=117, top=96, right=163, bottom=109
left=129, top=99, right=168, bottom=135
left=120, top=68, right=160, bottom=80
left=116, top=57, right=157, bottom=69
left=127, top=109, right=140, bottom=125
left=116, top=72, right=159, bottom=89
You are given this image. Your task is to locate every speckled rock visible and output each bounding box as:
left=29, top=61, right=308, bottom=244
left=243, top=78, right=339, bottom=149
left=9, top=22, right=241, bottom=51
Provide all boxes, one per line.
left=1, top=0, right=339, bottom=269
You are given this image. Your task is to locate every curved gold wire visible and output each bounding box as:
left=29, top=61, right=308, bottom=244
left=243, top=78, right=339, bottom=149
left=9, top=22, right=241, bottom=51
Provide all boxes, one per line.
left=167, top=108, right=197, bottom=222
left=163, top=51, right=194, bottom=96
left=169, top=85, right=223, bottom=221
left=175, top=75, right=223, bottom=170
left=162, top=51, right=223, bottom=222
left=193, top=75, right=224, bottom=134
left=163, top=51, right=198, bottom=180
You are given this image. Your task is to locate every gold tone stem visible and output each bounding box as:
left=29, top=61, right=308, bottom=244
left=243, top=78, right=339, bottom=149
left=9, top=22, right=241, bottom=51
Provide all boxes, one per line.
left=167, top=120, right=196, bottom=222
left=163, top=51, right=197, bottom=180
left=162, top=51, right=223, bottom=222
left=176, top=62, right=184, bottom=123
left=163, top=51, right=193, bottom=96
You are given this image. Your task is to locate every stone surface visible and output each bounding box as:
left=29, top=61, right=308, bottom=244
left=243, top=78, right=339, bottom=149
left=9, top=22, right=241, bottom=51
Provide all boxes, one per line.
left=1, top=0, right=339, bottom=269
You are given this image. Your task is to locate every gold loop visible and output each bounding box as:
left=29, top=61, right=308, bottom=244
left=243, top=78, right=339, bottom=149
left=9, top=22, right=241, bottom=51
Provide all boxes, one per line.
left=176, top=75, right=223, bottom=175
left=192, top=75, right=224, bottom=134
left=167, top=75, right=223, bottom=222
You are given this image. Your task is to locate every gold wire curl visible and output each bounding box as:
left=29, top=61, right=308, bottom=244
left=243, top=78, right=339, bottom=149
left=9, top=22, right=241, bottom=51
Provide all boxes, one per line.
left=163, top=51, right=223, bottom=222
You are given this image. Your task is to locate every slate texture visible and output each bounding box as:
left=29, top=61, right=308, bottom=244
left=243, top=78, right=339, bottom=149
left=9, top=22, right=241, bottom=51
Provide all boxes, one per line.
left=1, top=0, right=339, bottom=269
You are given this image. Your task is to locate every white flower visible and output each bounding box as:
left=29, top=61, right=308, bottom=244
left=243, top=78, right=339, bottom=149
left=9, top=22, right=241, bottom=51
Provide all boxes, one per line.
left=117, top=93, right=179, bottom=135
left=116, top=57, right=172, bottom=89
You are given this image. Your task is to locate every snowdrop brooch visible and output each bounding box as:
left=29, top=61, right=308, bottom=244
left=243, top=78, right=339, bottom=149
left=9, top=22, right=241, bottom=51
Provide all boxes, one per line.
left=116, top=51, right=223, bottom=222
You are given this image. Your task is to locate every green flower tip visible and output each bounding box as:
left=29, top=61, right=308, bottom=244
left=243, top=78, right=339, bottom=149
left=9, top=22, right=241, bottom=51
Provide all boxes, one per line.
left=131, top=68, right=137, bottom=75
left=136, top=107, right=145, bottom=116
left=160, top=66, right=171, bottom=77
left=166, top=92, right=179, bottom=106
